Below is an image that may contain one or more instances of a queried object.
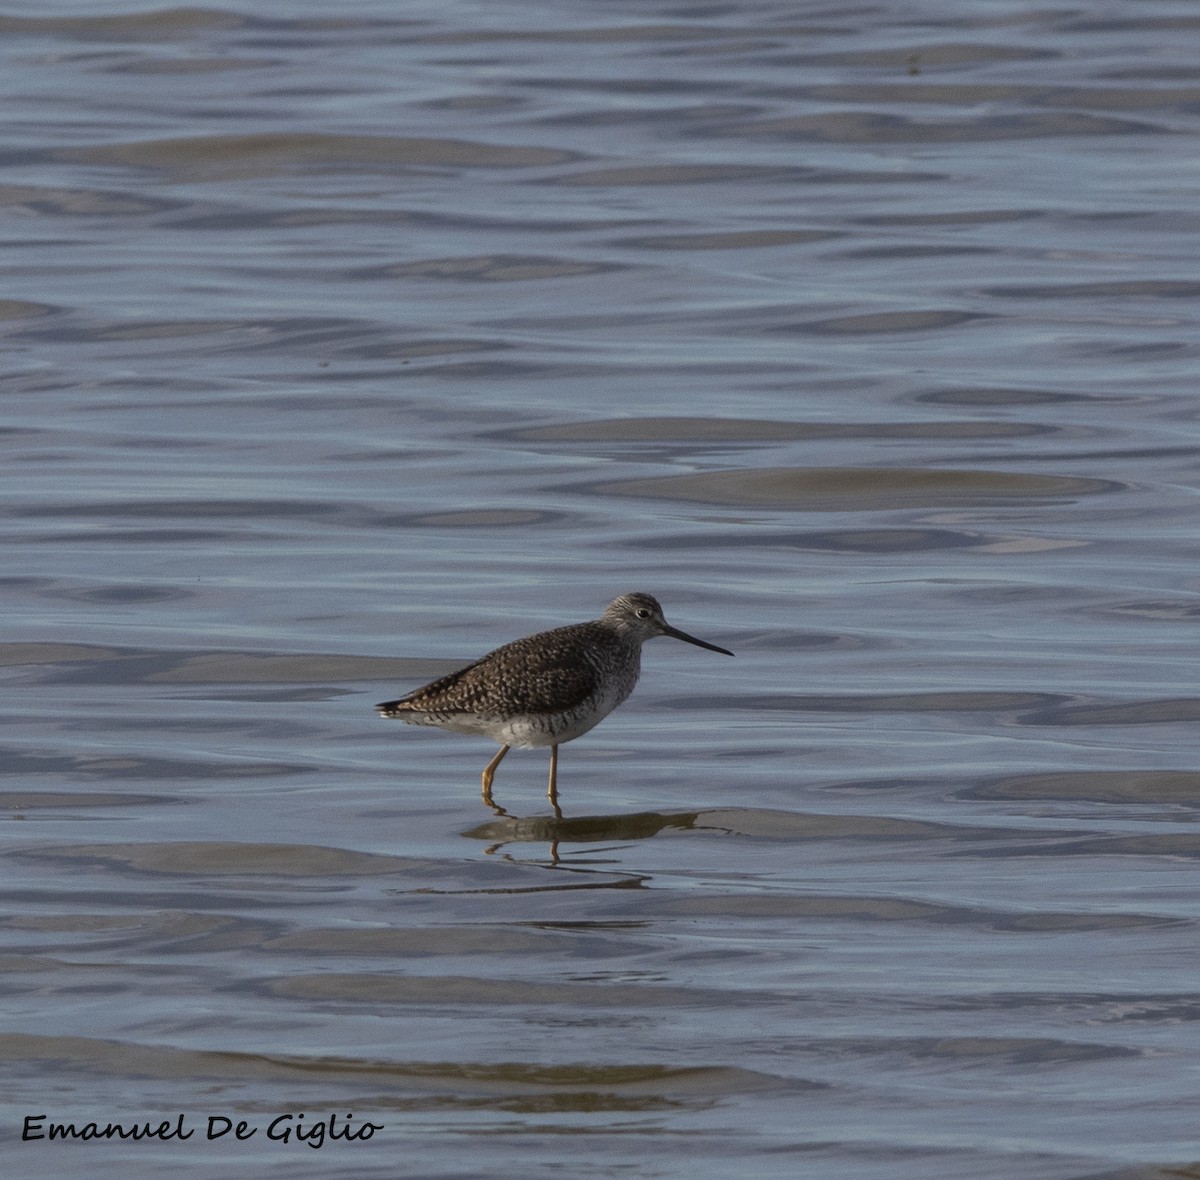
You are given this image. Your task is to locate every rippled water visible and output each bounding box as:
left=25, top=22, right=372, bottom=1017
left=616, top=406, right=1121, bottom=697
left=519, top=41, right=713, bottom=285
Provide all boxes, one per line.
left=5, top=2, right=1200, bottom=1177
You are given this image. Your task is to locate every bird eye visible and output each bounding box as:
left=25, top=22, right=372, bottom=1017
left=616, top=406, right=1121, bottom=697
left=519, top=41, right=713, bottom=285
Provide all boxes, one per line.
left=636, top=608, right=651, bottom=618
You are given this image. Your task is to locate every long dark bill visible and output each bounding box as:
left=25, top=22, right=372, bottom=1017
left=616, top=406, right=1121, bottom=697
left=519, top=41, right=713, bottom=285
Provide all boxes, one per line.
left=663, top=624, right=734, bottom=657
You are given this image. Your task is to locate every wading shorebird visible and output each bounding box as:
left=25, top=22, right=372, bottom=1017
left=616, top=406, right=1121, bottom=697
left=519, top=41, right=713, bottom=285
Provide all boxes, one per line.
left=376, top=593, right=733, bottom=808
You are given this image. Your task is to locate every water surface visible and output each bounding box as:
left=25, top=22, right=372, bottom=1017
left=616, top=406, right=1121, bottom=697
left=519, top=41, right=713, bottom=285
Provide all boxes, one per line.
left=4, top=1, right=1200, bottom=1177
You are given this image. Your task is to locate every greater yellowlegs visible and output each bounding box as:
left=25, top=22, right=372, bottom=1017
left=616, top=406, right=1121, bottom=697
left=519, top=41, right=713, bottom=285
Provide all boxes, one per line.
left=376, top=592, right=733, bottom=807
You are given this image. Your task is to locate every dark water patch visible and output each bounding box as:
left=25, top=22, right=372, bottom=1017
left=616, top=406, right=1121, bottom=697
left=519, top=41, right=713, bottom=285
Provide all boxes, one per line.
left=985, top=280, right=1200, bottom=299
left=0, top=8, right=247, bottom=41
left=4, top=884, right=295, bottom=913
left=965, top=771, right=1200, bottom=806
left=23, top=528, right=239, bottom=545
left=0, top=1031, right=785, bottom=1101
left=0, top=184, right=183, bottom=217
left=0, top=789, right=175, bottom=809
left=539, top=101, right=764, bottom=129
left=689, top=807, right=1017, bottom=844
left=804, top=82, right=1200, bottom=115
left=1051, top=83, right=1200, bottom=113
left=942, top=443, right=1200, bottom=465
left=703, top=110, right=1161, bottom=144
left=147, top=652, right=451, bottom=687
left=1094, top=997, right=1200, bottom=1023
left=266, top=971, right=726, bottom=1010
left=632, top=526, right=989, bottom=554
left=718, top=629, right=867, bottom=653
left=1057, top=14, right=1200, bottom=34
left=0, top=641, right=449, bottom=688
left=1023, top=699, right=1200, bottom=727
left=659, top=893, right=1173, bottom=932
left=0, top=954, right=80, bottom=974
left=401, top=508, right=566, bottom=528
left=19, top=314, right=370, bottom=352
left=860, top=209, right=1042, bottom=228
left=0, top=576, right=54, bottom=592
left=50, top=584, right=194, bottom=606
left=355, top=254, right=625, bottom=282
left=979, top=833, right=1200, bottom=859
left=0, top=299, right=56, bottom=321
left=937, top=991, right=1200, bottom=1020
left=1104, top=600, right=1200, bottom=621
left=776, top=309, right=991, bottom=335
left=114, top=54, right=281, bottom=76
left=61, top=133, right=578, bottom=182
left=1, top=910, right=275, bottom=954
left=265, top=925, right=577, bottom=957
left=421, top=92, right=530, bottom=112
left=0, top=745, right=297, bottom=782
left=12, top=841, right=427, bottom=878
left=801, top=1035, right=1140, bottom=1067
left=485, top=300, right=850, bottom=335
left=349, top=337, right=515, bottom=362
left=992, top=912, right=1184, bottom=932
left=193, top=685, right=355, bottom=704
left=841, top=243, right=1000, bottom=260
left=551, top=162, right=939, bottom=186
left=615, top=228, right=840, bottom=251
left=173, top=205, right=630, bottom=233
left=384, top=357, right=615, bottom=381
left=415, top=23, right=749, bottom=46
left=801, top=82, right=1039, bottom=107
left=0, top=427, right=46, bottom=444
left=1104, top=64, right=1200, bottom=81
left=667, top=690, right=1072, bottom=716
left=768, top=42, right=1061, bottom=69
left=1093, top=339, right=1197, bottom=360
left=496, top=415, right=1044, bottom=445
left=587, top=467, right=1120, bottom=510
left=0, top=641, right=131, bottom=667
left=915, top=386, right=1100, bottom=406
left=15, top=495, right=416, bottom=529
left=519, top=73, right=750, bottom=96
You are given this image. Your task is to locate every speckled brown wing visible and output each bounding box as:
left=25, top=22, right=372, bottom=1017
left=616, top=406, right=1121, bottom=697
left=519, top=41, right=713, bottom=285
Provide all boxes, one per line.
left=377, top=622, right=610, bottom=719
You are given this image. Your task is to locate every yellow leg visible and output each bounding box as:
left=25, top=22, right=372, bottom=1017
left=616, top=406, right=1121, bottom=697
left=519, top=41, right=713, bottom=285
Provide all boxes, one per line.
left=482, top=745, right=509, bottom=802
left=547, top=744, right=559, bottom=805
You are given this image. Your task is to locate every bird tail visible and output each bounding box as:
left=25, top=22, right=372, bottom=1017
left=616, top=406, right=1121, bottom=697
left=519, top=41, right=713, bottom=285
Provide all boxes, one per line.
left=376, top=699, right=409, bottom=718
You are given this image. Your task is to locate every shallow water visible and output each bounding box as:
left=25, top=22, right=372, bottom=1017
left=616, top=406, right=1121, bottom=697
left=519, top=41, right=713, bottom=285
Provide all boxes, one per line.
left=5, top=1, right=1200, bottom=1176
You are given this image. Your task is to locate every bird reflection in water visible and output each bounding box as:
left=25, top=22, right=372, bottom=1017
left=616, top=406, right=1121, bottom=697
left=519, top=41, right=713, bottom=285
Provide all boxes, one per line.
left=464, top=807, right=705, bottom=865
